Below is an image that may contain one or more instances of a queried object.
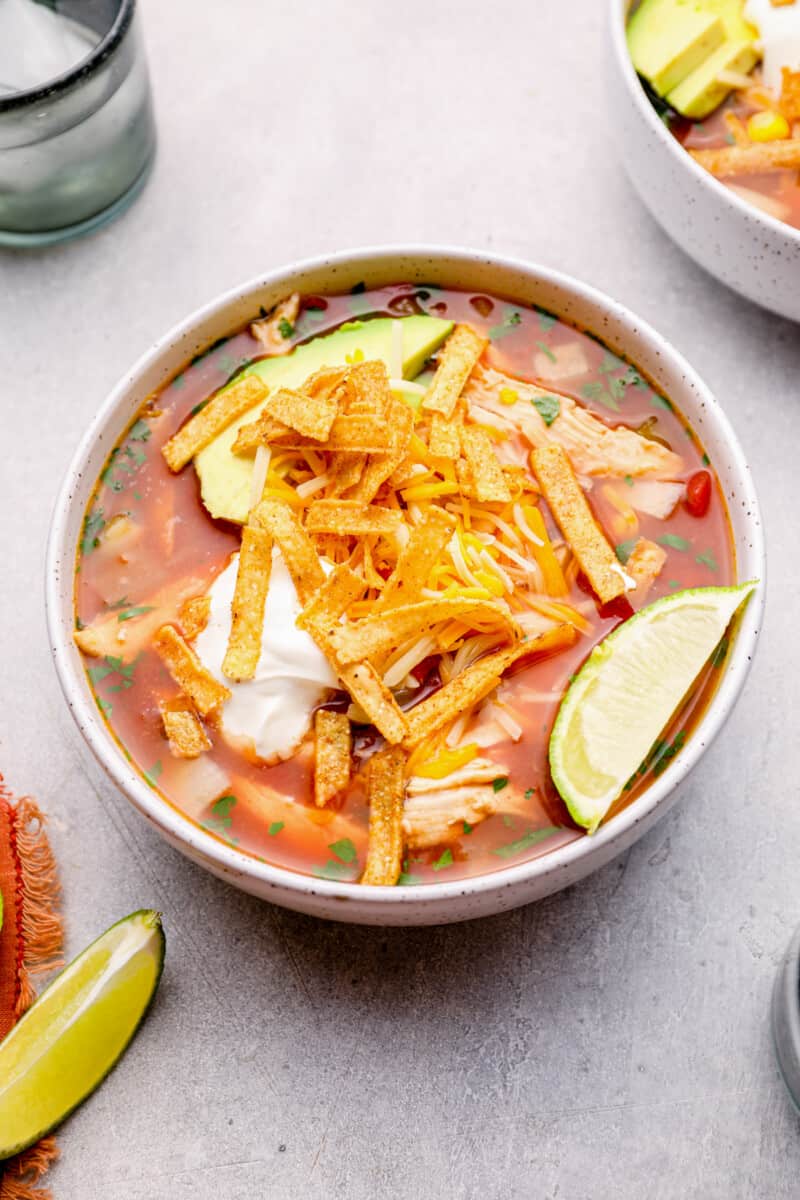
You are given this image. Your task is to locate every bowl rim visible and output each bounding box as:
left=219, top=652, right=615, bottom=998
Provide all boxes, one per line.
left=45, top=243, right=766, bottom=909
left=609, top=0, right=800, bottom=248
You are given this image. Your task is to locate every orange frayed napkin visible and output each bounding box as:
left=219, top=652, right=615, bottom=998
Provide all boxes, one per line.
left=0, top=777, right=63, bottom=1200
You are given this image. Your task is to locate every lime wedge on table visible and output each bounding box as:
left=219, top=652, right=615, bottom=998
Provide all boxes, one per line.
left=0, top=910, right=164, bottom=1161
left=549, top=583, right=757, bottom=835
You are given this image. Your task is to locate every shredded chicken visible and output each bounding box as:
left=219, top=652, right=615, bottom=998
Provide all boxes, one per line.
left=465, top=366, right=684, bottom=481
left=404, top=756, right=510, bottom=848
left=250, top=293, right=301, bottom=355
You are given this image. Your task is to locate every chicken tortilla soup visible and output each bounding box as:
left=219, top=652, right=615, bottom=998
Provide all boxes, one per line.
left=73, top=284, right=748, bottom=886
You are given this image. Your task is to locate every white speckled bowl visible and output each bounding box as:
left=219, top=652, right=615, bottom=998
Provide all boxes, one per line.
left=46, top=246, right=765, bottom=925
left=610, top=0, right=800, bottom=322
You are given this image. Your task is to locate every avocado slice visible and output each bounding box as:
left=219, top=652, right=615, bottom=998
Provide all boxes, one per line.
left=667, top=37, right=759, bottom=117
left=627, top=0, right=726, bottom=95
left=195, top=315, right=453, bottom=524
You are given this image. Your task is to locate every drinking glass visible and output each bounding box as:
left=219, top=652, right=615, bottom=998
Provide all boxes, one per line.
left=0, top=0, right=156, bottom=245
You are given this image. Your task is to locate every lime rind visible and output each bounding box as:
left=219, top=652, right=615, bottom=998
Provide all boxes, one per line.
left=549, top=581, right=758, bottom=835
left=0, top=909, right=165, bottom=1161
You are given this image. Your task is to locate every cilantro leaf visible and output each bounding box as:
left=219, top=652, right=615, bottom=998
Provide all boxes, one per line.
left=535, top=307, right=557, bottom=332
left=312, top=859, right=357, bottom=881
left=117, top=605, right=155, bottom=622
left=143, top=761, right=162, bottom=788
left=268, top=821, right=284, bottom=836
left=658, top=533, right=690, bottom=551
left=81, top=508, right=105, bottom=556
left=211, top=794, right=237, bottom=819
left=492, top=777, right=509, bottom=793
left=462, top=821, right=473, bottom=835
left=711, top=636, right=728, bottom=668
left=531, top=395, right=560, bottom=426
left=493, top=826, right=559, bottom=859
left=432, top=848, right=454, bottom=871
left=535, top=341, right=557, bottom=364
left=397, top=871, right=423, bottom=886
left=328, top=838, right=357, bottom=864
left=277, top=317, right=294, bottom=340
left=129, top=418, right=151, bottom=442
left=651, top=394, right=674, bottom=412
left=696, top=549, right=718, bottom=571
left=615, top=538, right=639, bottom=565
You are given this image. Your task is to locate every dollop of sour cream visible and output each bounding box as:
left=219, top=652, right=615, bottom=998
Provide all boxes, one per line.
left=745, top=0, right=800, bottom=94
left=194, top=548, right=337, bottom=762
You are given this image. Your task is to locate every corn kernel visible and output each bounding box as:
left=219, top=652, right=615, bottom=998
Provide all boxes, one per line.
left=499, top=386, right=519, bottom=406
left=747, top=110, right=790, bottom=142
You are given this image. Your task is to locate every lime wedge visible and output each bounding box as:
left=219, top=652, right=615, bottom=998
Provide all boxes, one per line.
left=0, top=909, right=165, bottom=1160
left=549, top=582, right=757, bottom=834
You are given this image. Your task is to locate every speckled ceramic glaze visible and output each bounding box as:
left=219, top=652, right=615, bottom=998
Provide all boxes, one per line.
left=45, top=247, right=765, bottom=925
left=610, top=0, right=800, bottom=322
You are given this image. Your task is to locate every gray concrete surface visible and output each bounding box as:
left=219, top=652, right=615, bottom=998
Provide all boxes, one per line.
left=1, top=1, right=798, bottom=1196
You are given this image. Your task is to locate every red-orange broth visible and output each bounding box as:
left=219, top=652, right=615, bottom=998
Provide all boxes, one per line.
left=74, top=284, right=736, bottom=884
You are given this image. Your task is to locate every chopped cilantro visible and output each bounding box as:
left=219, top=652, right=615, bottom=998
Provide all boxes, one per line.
left=702, top=452, right=711, bottom=467
left=106, top=596, right=131, bottom=610
left=696, top=549, right=718, bottom=571
left=190, top=399, right=210, bottom=417
left=117, top=605, right=155, bottom=622
left=129, top=418, right=151, bottom=442
left=581, top=380, right=620, bottom=414
left=143, top=761, right=163, bottom=788
left=312, top=859, right=356, bottom=881
left=328, top=837, right=357, bottom=864
left=615, top=538, right=639, bottom=565
left=535, top=340, right=557, bottom=364
left=212, top=794, right=237, bottom=818
left=652, top=730, right=686, bottom=776
left=489, top=310, right=523, bottom=341
left=651, top=394, right=674, bottom=412
left=268, top=821, right=284, bottom=836
left=397, top=871, right=423, bottom=886
left=658, top=533, right=690, bottom=551
left=502, top=814, right=514, bottom=828
left=492, top=776, right=509, bottom=793
left=598, top=350, right=621, bottom=374
left=462, top=821, right=473, bottom=834
left=711, top=635, right=729, bottom=668
left=624, top=474, right=634, bottom=487
left=535, top=307, right=557, bottom=332
left=524, top=787, right=535, bottom=801
left=277, top=317, right=294, bottom=339
left=531, top=394, right=560, bottom=426
left=668, top=579, right=682, bottom=589
left=88, top=653, right=140, bottom=692
left=96, top=697, right=112, bottom=719
left=432, top=848, right=454, bottom=871
left=81, top=508, right=106, bottom=555
left=493, top=826, right=559, bottom=859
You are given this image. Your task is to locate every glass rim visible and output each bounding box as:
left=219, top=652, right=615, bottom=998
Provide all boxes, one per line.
left=0, top=0, right=135, bottom=114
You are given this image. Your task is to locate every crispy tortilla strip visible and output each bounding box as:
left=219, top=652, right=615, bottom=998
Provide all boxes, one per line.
left=781, top=67, right=800, bottom=122
left=339, top=662, right=408, bottom=744
left=297, top=567, right=407, bottom=743
left=250, top=293, right=300, bottom=354
left=160, top=696, right=212, bottom=758
left=179, top=595, right=211, bottom=640
left=305, top=500, right=404, bottom=537
left=690, top=139, right=800, bottom=177
left=531, top=444, right=626, bottom=606
left=422, top=324, right=487, bottom=419
left=428, top=410, right=462, bottom=458
left=402, top=624, right=575, bottom=749
left=331, top=598, right=519, bottom=667
left=344, top=360, right=392, bottom=415
left=264, top=386, right=339, bottom=442
left=305, top=364, right=349, bottom=401
left=346, top=398, right=415, bottom=504
left=162, top=375, right=268, bottom=472
left=361, top=541, right=385, bottom=591
left=314, top=709, right=352, bottom=807
left=222, top=526, right=273, bottom=681
left=627, top=537, right=667, bottom=602
left=152, top=625, right=232, bottom=716
left=461, top=425, right=512, bottom=503
left=231, top=412, right=290, bottom=455
left=375, top=507, right=455, bottom=611
left=298, top=563, right=366, bottom=634
left=329, top=451, right=367, bottom=496
left=251, top=499, right=325, bottom=604
left=361, top=745, right=406, bottom=885
left=273, top=414, right=391, bottom=453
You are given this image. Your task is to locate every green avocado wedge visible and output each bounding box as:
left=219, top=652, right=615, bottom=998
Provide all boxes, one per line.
left=0, top=910, right=165, bottom=1161
left=549, top=582, right=758, bottom=835
left=195, top=314, right=453, bottom=524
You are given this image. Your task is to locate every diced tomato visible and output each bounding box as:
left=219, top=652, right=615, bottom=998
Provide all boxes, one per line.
left=685, top=470, right=711, bottom=518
